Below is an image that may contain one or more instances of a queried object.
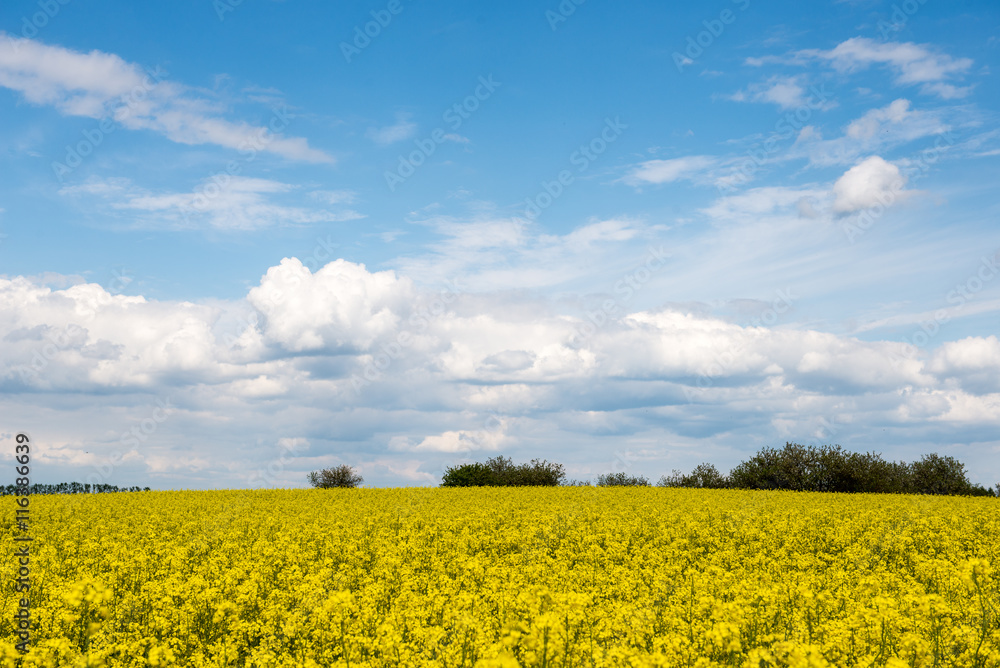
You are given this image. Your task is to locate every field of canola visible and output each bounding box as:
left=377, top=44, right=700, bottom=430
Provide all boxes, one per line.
left=1, top=487, right=998, bottom=667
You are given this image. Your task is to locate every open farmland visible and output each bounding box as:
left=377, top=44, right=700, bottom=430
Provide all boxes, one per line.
left=2, top=488, right=998, bottom=667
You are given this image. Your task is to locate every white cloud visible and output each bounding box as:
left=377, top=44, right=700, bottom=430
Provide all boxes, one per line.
left=60, top=176, right=363, bottom=230
left=729, top=76, right=809, bottom=110
left=845, top=99, right=911, bottom=139
left=0, top=35, right=332, bottom=162
left=309, top=190, right=357, bottom=205
left=2, top=248, right=999, bottom=488
left=832, top=156, right=907, bottom=214
left=798, top=37, right=973, bottom=98
left=247, top=258, right=415, bottom=352
left=366, top=113, right=417, bottom=146
left=390, top=214, right=652, bottom=292
left=929, top=336, right=1000, bottom=393
left=406, top=421, right=510, bottom=453
left=622, top=156, right=715, bottom=186
left=793, top=98, right=949, bottom=167
left=920, top=82, right=974, bottom=99
left=701, top=186, right=830, bottom=221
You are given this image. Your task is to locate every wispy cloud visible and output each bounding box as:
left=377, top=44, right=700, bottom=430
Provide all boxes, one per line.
left=0, top=35, right=333, bottom=162
left=366, top=112, right=418, bottom=146
left=621, top=156, right=716, bottom=186
left=59, top=176, right=363, bottom=230
left=792, top=98, right=951, bottom=166
left=729, top=75, right=811, bottom=110
left=796, top=37, right=974, bottom=98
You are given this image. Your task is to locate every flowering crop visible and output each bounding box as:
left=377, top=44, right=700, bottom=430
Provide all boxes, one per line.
left=1, top=488, right=997, bottom=666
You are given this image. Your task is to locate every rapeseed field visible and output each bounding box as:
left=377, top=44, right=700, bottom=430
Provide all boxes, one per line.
left=1, top=488, right=997, bottom=667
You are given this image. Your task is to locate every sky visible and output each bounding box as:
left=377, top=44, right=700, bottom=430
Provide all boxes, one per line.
left=1, top=0, right=998, bottom=490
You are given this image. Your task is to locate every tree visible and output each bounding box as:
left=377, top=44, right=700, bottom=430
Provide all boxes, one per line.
left=307, top=465, right=363, bottom=489
left=909, top=453, right=970, bottom=495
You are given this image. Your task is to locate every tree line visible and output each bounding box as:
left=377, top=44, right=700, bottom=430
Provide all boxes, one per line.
left=306, top=444, right=999, bottom=495
left=0, top=482, right=151, bottom=495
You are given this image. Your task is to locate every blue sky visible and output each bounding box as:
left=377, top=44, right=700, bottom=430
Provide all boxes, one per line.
left=1, top=0, right=999, bottom=489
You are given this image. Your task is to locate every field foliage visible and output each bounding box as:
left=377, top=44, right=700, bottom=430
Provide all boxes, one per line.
left=1, top=488, right=998, bottom=666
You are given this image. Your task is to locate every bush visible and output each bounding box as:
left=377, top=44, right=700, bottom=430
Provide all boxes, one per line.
left=440, top=456, right=565, bottom=487
left=657, top=463, right=728, bottom=488
left=307, top=465, right=363, bottom=489
left=440, top=462, right=495, bottom=487
left=596, top=472, right=649, bottom=487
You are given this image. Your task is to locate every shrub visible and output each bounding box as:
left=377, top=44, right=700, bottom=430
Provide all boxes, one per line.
left=657, top=463, right=728, bottom=489
left=440, top=456, right=565, bottom=487
left=596, top=472, right=649, bottom=487
left=307, top=465, right=363, bottom=489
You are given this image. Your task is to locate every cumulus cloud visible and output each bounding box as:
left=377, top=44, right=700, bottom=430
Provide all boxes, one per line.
left=930, top=336, right=1000, bottom=394
left=2, top=257, right=999, bottom=489
left=0, top=35, right=332, bottom=162
left=832, top=156, right=907, bottom=214
left=248, top=258, right=415, bottom=352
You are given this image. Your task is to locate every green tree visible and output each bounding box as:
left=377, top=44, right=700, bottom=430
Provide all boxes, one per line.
left=307, top=465, right=363, bottom=489
left=910, top=453, right=971, bottom=495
